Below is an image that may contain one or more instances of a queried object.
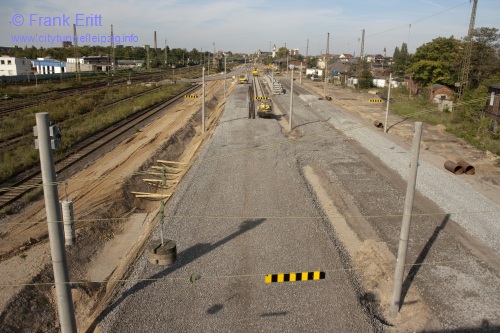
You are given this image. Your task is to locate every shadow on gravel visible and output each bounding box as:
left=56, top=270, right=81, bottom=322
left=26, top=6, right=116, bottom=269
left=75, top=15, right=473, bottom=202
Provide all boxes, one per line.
left=399, top=214, right=450, bottom=309
left=86, top=218, right=266, bottom=332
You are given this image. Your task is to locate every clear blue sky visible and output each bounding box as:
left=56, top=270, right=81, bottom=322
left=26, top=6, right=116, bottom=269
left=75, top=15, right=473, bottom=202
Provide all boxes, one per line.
left=2, top=0, right=499, bottom=57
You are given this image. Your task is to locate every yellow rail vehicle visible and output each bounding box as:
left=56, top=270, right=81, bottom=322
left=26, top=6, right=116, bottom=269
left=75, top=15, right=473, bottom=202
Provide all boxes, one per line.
left=238, top=74, right=249, bottom=84
left=257, top=99, right=273, bottom=118
left=252, top=68, right=259, bottom=76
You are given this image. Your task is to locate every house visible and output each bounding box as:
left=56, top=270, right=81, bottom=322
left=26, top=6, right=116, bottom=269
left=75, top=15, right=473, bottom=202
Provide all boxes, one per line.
left=317, top=54, right=334, bottom=69
left=339, top=53, right=353, bottom=63
left=82, top=55, right=112, bottom=71
left=430, top=84, right=454, bottom=103
left=430, top=84, right=454, bottom=112
left=0, top=55, right=32, bottom=76
left=484, top=82, right=500, bottom=129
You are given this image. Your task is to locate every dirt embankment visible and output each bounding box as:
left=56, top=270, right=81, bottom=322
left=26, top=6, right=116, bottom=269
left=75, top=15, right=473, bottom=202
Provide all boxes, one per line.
left=0, top=79, right=234, bottom=332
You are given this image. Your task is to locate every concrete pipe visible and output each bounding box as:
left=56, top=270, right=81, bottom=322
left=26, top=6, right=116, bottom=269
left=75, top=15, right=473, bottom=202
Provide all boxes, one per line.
left=444, top=160, right=464, bottom=175
left=457, top=160, right=475, bottom=175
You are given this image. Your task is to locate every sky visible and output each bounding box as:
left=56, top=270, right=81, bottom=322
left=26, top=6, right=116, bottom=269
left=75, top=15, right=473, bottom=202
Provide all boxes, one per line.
left=1, top=0, right=499, bottom=57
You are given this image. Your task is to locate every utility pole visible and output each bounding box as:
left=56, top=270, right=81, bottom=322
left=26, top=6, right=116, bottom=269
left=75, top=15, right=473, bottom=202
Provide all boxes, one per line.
left=389, top=121, right=423, bottom=317
left=360, top=29, right=365, bottom=62
left=146, top=45, right=150, bottom=71
left=202, top=67, right=205, bottom=133
left=73, top=24, right=81, bottom=84
left=457, top=0, right=478, bottom=101
left=324, top=32, right=330, bottom=98
left=357, top=29, right=365, bottom=89
left=35, top=113, right=77, bottom=333
left=384, top=73, right=392, bottom=133
left=224, top=54, right=227, bottom=99
left=289, top=66, right=294, bottom=132
left=285, top=42, right=288, bottom=73
left=164, top=39, right=168, bottom=67
left=299, top=61, right=302, bottom=84
left=305, top=38, right=309, bottom=76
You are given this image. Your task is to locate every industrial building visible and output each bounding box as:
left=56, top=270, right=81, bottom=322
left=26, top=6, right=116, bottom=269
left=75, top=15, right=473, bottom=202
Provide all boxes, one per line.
left=0, top=55, right=32, bottom=76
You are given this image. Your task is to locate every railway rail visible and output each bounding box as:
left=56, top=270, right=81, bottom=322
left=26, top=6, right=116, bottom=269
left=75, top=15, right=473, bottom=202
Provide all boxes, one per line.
left=0, top=71, right=168, bottom=115
left=0, top=84, right=200, bottom=210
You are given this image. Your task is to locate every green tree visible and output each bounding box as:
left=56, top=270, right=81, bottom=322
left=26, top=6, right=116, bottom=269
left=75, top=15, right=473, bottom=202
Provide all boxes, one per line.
left=358, top=66, right=373, bottom=89
left=409, top=36, right=461, bottom=86
left=307, top=56, right=318, bottom=68
left=468, top=27, right=500, bottom=88
left=392, top=42, right=410, bottom=74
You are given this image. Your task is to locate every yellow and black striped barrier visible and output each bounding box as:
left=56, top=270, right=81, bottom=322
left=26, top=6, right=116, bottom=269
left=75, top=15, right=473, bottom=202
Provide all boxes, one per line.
left=255, top=96, right=268, bottom=101
left=368, top=99, right=382, bottom=103
left=265, top=271, right=325, bottom=283
left=184, top=94, right=198, bottom=99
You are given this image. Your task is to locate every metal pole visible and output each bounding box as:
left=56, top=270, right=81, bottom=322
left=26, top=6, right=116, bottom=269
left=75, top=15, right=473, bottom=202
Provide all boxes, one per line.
left=384, top=73, right=392, bottom=133
left=389, top=121, right=423, bottom=317
left=35, top=113, right=77, bottom=333
left=289, top=66, right=294, bottom=131
left=202, top=67, right=205, bottom=133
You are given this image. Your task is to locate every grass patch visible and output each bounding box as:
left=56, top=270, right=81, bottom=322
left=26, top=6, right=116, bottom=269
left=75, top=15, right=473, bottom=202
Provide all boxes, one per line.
left=387, top=88, right=499, bottom=155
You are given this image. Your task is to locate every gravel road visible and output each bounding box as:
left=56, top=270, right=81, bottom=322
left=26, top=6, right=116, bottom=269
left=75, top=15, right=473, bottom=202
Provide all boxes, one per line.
left=99, top=81, right=383, bottom=332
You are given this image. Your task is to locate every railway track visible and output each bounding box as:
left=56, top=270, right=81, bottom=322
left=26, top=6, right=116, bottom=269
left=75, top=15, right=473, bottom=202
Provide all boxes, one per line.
left=0, top=86, right=163, bottom=153
left=0, top=84, right=200, bottom=210
left=252, top=74, right=273, bottom=118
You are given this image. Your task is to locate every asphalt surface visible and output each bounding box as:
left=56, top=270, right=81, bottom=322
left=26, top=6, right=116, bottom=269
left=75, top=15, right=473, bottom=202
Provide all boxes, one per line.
left=99, top=81, right=382, bottom=332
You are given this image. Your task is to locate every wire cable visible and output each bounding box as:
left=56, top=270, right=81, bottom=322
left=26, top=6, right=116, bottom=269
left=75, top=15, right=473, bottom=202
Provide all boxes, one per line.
left=0, top=256, right=496, bottom=288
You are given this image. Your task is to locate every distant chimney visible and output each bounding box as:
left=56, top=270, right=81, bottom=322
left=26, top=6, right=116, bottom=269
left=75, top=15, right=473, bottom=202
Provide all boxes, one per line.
left=154, top=31, right=157, bottom=50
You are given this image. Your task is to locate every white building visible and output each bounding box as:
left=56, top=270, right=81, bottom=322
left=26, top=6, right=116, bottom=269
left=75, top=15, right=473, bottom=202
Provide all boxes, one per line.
left=66, top=58, right=85, bottom=64
left=0, top=55, right=32, bottom=76
left=32, top=58, right=66, bottom=75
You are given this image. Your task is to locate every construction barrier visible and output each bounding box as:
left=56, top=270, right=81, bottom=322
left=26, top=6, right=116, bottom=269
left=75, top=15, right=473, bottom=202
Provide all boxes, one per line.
left=265, top=271, right=325, bottom=283
left=368, top=99, right=382, bottom=103
left=184, top=94, right=198, bottom=99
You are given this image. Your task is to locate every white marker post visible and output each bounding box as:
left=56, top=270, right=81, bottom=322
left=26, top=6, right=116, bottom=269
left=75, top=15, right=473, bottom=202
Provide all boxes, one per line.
left=289, top=65, right=295, bottom=132
left=202, top=67, right=205, bottom=133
